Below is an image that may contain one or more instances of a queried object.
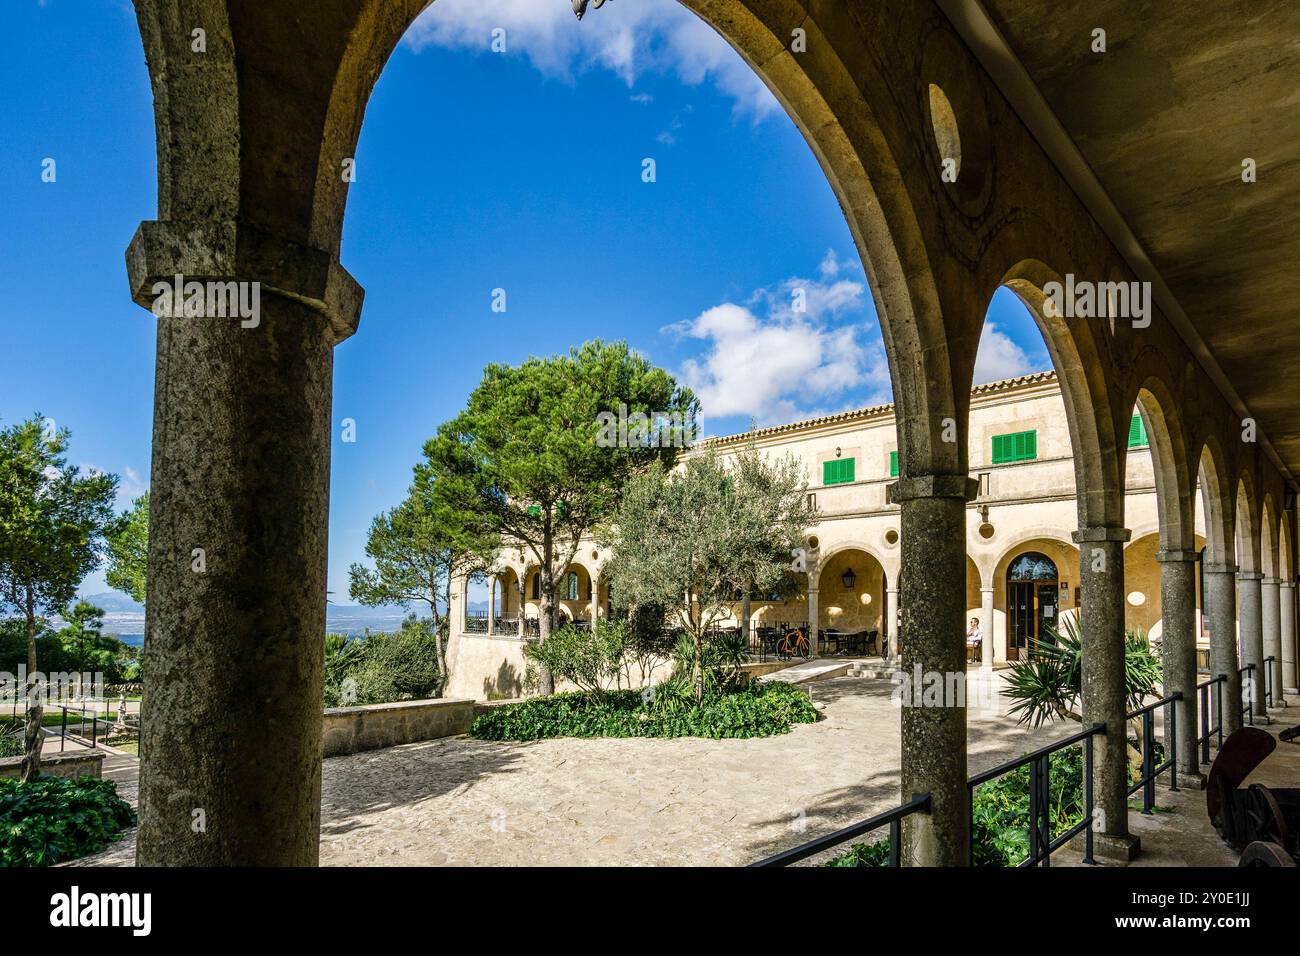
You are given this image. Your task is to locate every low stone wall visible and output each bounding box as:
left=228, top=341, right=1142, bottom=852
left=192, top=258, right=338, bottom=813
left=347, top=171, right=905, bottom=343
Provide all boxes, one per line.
left=321, top=698, right=478, bottom=757
left=0, top=749, right=105, bottom=781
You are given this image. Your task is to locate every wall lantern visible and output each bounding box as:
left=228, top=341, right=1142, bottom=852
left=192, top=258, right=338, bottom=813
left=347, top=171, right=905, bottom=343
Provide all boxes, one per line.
left=842, top=567, right=857, bottom=590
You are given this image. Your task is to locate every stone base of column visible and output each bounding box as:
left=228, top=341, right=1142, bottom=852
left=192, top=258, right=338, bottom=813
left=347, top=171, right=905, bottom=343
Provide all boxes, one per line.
left=1093, top=832, right=1141, bottom=863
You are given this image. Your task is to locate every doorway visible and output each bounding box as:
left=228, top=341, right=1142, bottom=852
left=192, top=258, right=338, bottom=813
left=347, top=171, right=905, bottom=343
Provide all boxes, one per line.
left=1006, top=552, right=1060, bottom=660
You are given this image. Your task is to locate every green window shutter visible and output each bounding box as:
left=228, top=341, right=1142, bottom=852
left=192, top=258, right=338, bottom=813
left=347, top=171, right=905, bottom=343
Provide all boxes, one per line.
left=1128, top=414, right=1148, bottom=448
left=527, top=504, right=541, bottom=517
left=823, top=458, right=855, bottom=485
left=889, top=451, right=898, bottom=477
left=992, top=430, right=1037, bottom=464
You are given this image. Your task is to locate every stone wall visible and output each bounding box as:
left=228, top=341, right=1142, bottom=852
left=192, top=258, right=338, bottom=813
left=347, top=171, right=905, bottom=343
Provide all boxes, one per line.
left=0, top=749, right=105, bottom=780
left=321, top=698, right=478, bottom=757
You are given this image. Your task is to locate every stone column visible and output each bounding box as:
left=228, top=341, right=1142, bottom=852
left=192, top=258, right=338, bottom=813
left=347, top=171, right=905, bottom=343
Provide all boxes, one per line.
left=980, top=586, right=995, bottom=670
left=1204, top=564, right=1242, bottom=735
left=459, top=575, right=471, bottom=633
left=486, top=575, right=496, bottom=636
left=1157, top=550, right=1204, bottom=788
left=740, top=590, right=752, bottom=649
left=1238, top=571, right=1265, bottom=720
left=1074, top=526, right=1139, bottom=862
left=590, top=571, right=601, bottom=626
left=516, top=579, right=526, bottom=639
left=885, top=585, right=898, bottom=660
left=127, top=219, right=362, bottom=866
left=1261, top=577, right=1281, bottom=706
left=1282, top=582, right=1297, bottom=695
left=889, top=475, right=977, bottom=867
left=807, top=587, right=819, bottom=658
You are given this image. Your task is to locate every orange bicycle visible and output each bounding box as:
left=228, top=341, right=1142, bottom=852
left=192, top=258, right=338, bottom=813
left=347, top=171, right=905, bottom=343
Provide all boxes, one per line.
left=775, top=626, right=811, bottom=660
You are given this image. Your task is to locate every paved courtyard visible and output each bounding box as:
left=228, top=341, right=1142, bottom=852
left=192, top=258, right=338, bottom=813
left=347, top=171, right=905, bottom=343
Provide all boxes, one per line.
left=77, top=672, right=1093, bottom=866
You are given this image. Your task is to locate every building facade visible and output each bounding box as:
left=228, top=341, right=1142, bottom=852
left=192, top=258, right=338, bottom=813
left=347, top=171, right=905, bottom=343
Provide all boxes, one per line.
left=446, top=371, right=1225, bottom=700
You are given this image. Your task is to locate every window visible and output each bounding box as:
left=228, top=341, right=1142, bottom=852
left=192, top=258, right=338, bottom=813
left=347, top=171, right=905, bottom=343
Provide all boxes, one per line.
left=1128, top=414, right=1149, bottom=449
left=564, top=572, right=579, bottom=601
left=991, top=430, right=1037, bottom=464
left=527, top=504, right=541, bottom=517
left=823, top=457, right=855, bottom=485
left=889, top=450, right=898, bottom=477
left=530, top=574, right=540, bottom=600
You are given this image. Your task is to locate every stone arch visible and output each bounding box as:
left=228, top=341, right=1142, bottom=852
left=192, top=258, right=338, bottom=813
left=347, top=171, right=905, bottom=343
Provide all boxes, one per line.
left=1195, top=436, right=1235, bottom=566
left=1235, top=473, right=1261, bottom=574
left=995, top=261, right=1124, bottom=527
left=1130, top=377, right=1194, bottom=552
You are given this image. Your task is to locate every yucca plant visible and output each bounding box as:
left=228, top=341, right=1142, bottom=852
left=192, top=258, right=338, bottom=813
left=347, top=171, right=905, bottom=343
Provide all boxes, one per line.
left=1004, top=616, right=1162, bottom=767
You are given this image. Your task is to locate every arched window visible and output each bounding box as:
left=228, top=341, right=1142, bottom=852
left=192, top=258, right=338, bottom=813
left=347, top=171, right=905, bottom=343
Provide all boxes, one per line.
left=565, top=572, right=579, bottom=601
left=530, top=573, right=540, bottom=601
left=1008, top=552, right=1059, bottom=581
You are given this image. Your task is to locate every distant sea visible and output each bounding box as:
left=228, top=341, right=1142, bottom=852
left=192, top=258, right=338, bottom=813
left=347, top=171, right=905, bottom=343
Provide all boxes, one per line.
left=89, top=599, right=487, bottom=647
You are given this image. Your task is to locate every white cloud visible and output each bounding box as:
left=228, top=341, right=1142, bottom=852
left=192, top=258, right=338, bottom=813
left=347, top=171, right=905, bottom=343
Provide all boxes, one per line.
left=403, top=0, right=779, bottom=120
left=972, top=321, right=1037, bottom=385
left=664, top=264, right=883, bottom=425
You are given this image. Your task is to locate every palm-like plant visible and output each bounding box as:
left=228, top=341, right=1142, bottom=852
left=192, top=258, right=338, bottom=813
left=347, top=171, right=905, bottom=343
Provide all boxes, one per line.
left=1004, top=616, right=1161, bottom=728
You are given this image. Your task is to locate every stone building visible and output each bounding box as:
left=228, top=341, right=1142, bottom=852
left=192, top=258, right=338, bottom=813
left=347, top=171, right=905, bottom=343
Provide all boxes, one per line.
left=450, top=370, right=1294, bottom=701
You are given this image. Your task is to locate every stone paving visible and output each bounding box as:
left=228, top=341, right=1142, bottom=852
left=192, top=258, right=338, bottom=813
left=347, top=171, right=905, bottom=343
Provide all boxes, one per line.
left=77, top=675, right=1292, bottom=867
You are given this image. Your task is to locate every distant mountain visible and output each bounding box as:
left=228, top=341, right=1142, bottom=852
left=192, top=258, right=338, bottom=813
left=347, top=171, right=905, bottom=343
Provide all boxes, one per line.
left=79, top=592, right=144, bottom=613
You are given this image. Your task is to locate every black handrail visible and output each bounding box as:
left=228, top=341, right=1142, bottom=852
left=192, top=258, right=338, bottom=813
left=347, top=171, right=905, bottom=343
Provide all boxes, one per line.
left=1240, top=663, right=1255, bottom=726
left=968, top=722, right=1105, bottom=867
left=1126, top=693, right=1180, bottom=813
left=750, top=792, right=931, bottom=867
left=1196, top=674, right=1226, bottom=762
left=1263, top=655, right=1276, bottom=709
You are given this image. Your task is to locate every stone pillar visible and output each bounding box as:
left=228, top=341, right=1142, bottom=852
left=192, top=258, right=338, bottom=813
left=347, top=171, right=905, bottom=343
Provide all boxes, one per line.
left=459, top=575, right=471, bottom=633
left=807, top=588, right=819, bottom=658
left=740, top=590, right=752, bottom=649
left=590, top=571, right=600, bottom=626
left=1204, top=564, right=1242, bottom=736
left=980, top=586, right=995, bottom=669
left=486, top=576, right=496, bottom=636
left=1238, top=571, right=1265, bottom=720
left=889, top=475, right=977, bottom=867
left=885, top=585, right=898, bottom=660
left=1261, top=577, right=1280, bottom=706
left=516, top=579, right=526, bottom=639
left=1282, top=582, right=1297, bottom=695
left=1074, top=526, right=1139, bottom=862
left=1157, top=550, right=1204, bottom=788
left=127, top=220, right=362, bottom=866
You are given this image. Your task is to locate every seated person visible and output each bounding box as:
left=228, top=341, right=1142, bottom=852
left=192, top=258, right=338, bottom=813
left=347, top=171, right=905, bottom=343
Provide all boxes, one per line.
left=966, top=617, right=983, bottom=657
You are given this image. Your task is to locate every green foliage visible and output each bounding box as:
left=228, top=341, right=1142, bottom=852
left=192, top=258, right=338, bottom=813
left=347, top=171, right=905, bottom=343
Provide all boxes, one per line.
left=1004, top=617, right=1162, bottom=727
left=0, top=775, right=136, bottom=866
left=603, top=445, right=816, bottom=701
left=523, top=619, right=631, bottom=697
left=826, top=747, right=1087, bottom=867
left=0, top=717, right=23, bottom=758
left=422, top=340, right=697, bottom=650
left=104, top=491, right=148, bottom=605
left=54, top=601, right=139, bottom=684
left=348, top=474, right=497, bottom=695
left=322, top=619, right=442, bottom=707
left=471, top=680, right=817, bottom=741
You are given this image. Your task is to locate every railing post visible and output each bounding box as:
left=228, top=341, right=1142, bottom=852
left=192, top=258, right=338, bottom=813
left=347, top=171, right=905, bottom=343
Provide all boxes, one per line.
left=1216, top=677, right=1224, bottom=748
left=1199, top=683, right=1210, bottom=763
left=1142, top=708, right=1155, bottom=814
left=1028, top=756, right=1042, bottom=865
left=1083, top=732, right=1096, bottom=865
left=1168, top=696, right=1178, bottom=792
left=60, top=707, right=67, bottom=753
left=889, top=818, right=901, bottom=867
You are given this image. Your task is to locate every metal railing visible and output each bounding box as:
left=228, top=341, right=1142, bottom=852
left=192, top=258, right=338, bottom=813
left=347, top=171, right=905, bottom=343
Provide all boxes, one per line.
left=1263, top=655, right=1277, bottom=709
left=1127, top=693, right=1179, bottom=814
left=750, top=792, right=931, bottom=867
left=1240, top=663, right=1255, bottom=726
left=1197, top=674, right=1226, bottom=763
left=967, top=722, right=1103, bottom=867
left=464, top=614, right=489, bottom=634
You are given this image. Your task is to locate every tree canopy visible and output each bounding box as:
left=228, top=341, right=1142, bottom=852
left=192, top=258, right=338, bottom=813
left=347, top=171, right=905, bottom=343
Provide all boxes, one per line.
left=105, top=491, right=148, bottom=605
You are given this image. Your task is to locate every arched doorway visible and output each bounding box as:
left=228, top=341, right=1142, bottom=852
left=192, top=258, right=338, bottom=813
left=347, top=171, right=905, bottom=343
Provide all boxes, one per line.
left=1006, top=551, right=1061, bottom=659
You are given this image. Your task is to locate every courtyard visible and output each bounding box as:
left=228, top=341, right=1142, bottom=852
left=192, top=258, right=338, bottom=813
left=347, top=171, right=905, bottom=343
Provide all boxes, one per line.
left=73, top=671, right=1188, bottom=867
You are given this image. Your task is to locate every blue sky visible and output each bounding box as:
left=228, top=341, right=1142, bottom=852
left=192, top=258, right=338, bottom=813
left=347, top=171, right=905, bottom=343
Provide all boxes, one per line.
left=1, top=0, right=1049, bottom=604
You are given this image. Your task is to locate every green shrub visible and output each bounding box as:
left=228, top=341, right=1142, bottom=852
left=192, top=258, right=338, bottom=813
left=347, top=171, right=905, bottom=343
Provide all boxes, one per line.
left=0, top=776, right=136, bottom=866
left=523, top=620, right=629, bottom=697
left=826, top=746, right=1086, bottom=867
left=350, top=620, right=441, bottom=705
left=471, top=679, right=817, bottom=741
left=0, top=718, right=23, bottom=758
